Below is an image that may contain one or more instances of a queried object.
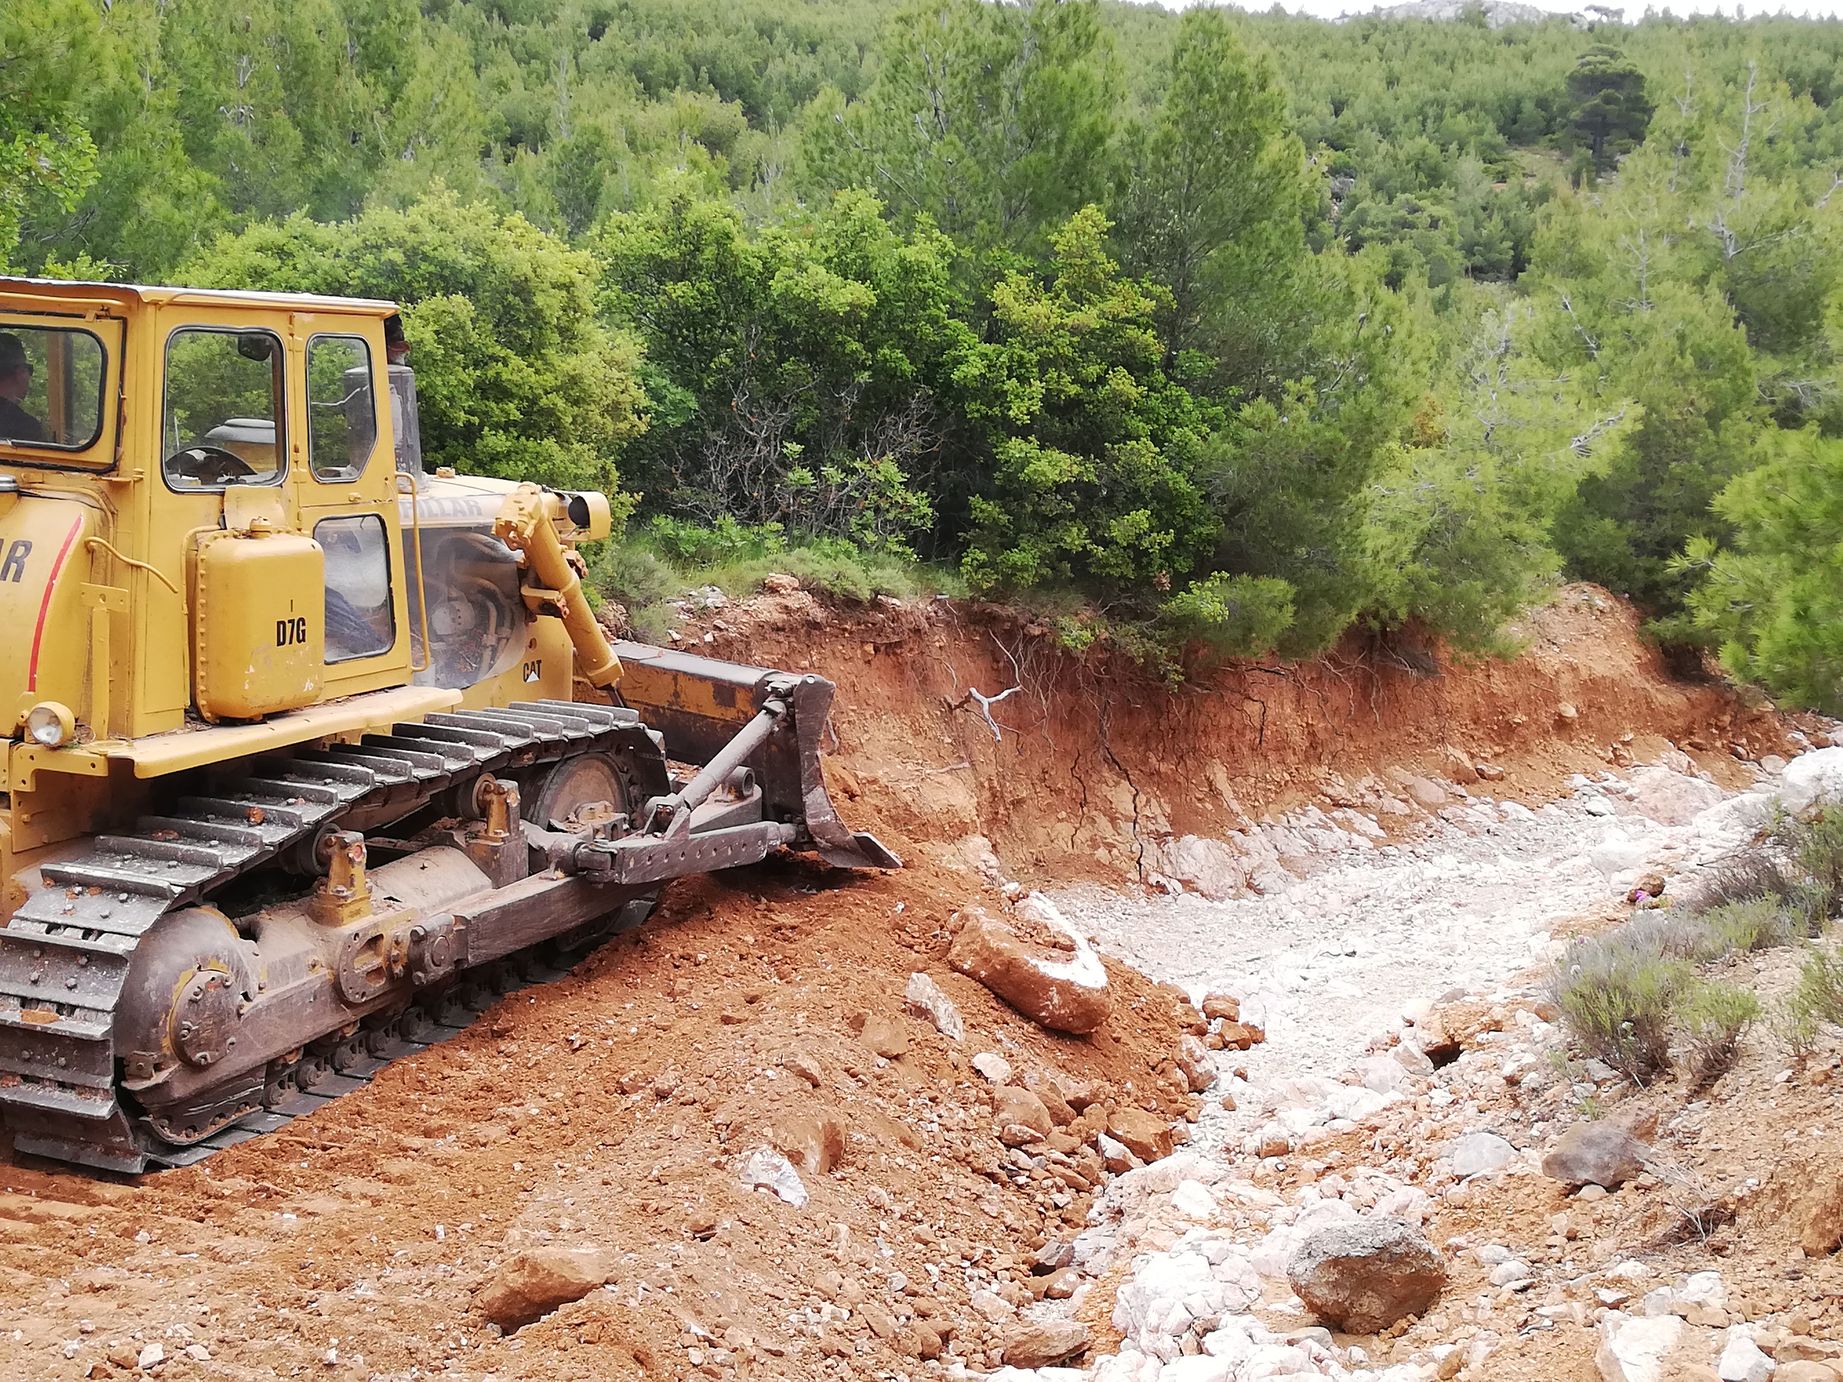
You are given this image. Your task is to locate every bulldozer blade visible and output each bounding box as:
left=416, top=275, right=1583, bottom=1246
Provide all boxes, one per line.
left=611, top=640, right=900, bottom=871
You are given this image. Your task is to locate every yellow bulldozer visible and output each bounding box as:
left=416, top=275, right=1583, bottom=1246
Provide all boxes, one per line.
left=0, top=277, right=896, bottom=1172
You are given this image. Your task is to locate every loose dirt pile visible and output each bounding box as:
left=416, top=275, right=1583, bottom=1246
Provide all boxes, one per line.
left=0, top=858, right=1201, bottom=1380
left=0, top=580, right=1815, bottom=1381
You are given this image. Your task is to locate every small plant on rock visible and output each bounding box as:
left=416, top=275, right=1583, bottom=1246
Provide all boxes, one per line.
left=1621, top=908, right=1729, bottom=964
left=1770, top=803, right=1843, bottom=930
left=1681, top=849, right=1796, bottom=916
left=1675, top=980, right=1760, bottom=1085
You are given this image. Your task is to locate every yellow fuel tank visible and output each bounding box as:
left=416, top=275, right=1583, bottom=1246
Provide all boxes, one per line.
left=193, top=525, right=325, bottom=721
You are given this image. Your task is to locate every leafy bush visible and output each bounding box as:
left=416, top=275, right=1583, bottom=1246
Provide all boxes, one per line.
left=957, top=207, right=1218, bottom=601
left=1682, top=428, right=1843, bottom=714
left=1551, top=929, right=1694, bottom=1082
left=644, top=515, right=789, bottom=568
left=584, top=541, right=681, bottom=641
left=1616, top=909, right=1729, bottom=965
left=184, top=190, right=646, bottom=499
left=1551, top=904, right=1785, bottom=1084
left=1675, top=980, right=1760, bottom=1085
left=593, top=189, right=962, bottom=552
left=1162, top=573, right=1297, bottom=658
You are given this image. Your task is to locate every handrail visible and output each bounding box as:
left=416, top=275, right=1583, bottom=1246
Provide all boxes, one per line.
left=397, top=472, right=432, bottom=673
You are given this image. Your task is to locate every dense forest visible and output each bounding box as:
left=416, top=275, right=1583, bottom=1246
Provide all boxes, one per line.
left=8, top=1, right=1843, bottom=705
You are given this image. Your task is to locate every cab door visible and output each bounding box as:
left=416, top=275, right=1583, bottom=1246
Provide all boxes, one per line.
left=154, top=308, right=325, bottom=725
left=285, top=314, right=412, bottom=698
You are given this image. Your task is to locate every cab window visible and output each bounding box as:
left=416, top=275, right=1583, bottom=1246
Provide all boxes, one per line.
left=162, top=328, right=284, bottom=490
left=308, top=334, right=378, bottom=481
left=0, top=326, right=105, bottom=450
left=317, top=514, right=395, bottom=662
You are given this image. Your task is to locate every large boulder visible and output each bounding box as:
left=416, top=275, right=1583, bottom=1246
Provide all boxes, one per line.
left=1542, top=1120, right=1651, bottom=1190
left=848, top=1010, right=911, bottom=1059
left=1285, top=1215, right=1445, bottom=1334
left=1595, top=1313, right=1687, bottom=1382
left=994, top=1085, right=1054, bottom=1146
left=1000, top=1318, right=1090, bottom=1368
left=1781, top=747, right=1843, bottom=814
left=476, top=1247, right=613, bottom=1331
left=1153, top=835, right=1249, bottom=899
left=1624, top=764, right=1726, bottom=826
left=947, top=898, right=1109, bottom=1035
left=1176, top=1035, right=1216, bottom=1092
left=1105, top=1107, right=1174, bottom=1163
left=1798, top=1171, right=1843, bottom=1256
left=1449, top=1131, right=1517, bottom=1177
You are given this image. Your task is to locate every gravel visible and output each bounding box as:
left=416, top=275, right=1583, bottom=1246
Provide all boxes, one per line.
left=1053, top=760, right=1775, bottom=1158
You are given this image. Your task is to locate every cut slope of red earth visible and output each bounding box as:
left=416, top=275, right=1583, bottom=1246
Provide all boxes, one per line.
left=0, top=583, right=1802, bottom=1380
left=694, top=581, right=1800, bottom=887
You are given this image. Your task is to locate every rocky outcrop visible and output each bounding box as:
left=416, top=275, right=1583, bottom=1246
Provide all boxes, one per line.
left=994, top=1085, right=1054, bottom=1146
left=1595, top=1313, right=1687, bottom=1382
left=903, top=971, right=965, bottom=1040
left=1105, top=1107, right=1175, bottom=1163
left=999, top=1318, right=1090, bottom=1367
left=1798, top=1171, right=1843, bottom=1257
left=769, top=1109, right=846, bottom=1174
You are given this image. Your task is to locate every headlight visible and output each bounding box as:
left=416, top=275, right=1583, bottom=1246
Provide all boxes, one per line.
left=25, top=702, right=75, bottom=749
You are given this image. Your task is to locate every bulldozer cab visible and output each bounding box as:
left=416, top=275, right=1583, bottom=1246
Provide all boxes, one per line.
left=0, top=282, right=418, bottom=745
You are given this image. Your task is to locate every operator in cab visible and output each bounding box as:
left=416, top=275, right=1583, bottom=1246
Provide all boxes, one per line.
left=0, top=334, right=46, bottom=443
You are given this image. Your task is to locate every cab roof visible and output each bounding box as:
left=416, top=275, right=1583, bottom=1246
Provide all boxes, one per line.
left=0, top=276, right=399, bottom=318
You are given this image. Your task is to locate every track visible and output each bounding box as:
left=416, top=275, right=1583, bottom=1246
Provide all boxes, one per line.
left=0, top=699, right=663, bottom=1173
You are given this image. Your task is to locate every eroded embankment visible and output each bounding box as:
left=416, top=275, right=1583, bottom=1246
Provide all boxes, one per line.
left=690, top=582, right=1800, bottom=892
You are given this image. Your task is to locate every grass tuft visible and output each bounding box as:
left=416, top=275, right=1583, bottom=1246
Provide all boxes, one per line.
left=583, top=518, right=957, bottom=641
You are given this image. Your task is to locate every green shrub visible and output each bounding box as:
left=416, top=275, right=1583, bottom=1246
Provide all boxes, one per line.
left=780, top=543, right=921, bottom=602
left=1162, top=572, right=1296, bottom=658
left=1770, top=803, right=1843, bottom=926
left=1619, top=909, right=1728, bottom=965
left=1701, top=898, right=1801, bottom=954
left=1675, top=980, right=1760, bottom=1085
left=1551, top=930, right=1694, bottom=1082
left=584, top=541, right=681, bottom=641
left=1784, top=944, right=1843, bottom=1056
left=645, top=515, right=788, bottom=567
left=1681, top=850, right=1796, bottom=916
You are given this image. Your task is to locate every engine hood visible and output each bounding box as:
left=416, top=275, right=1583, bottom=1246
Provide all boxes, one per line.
left=0, top=485, right=95, bottom=737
